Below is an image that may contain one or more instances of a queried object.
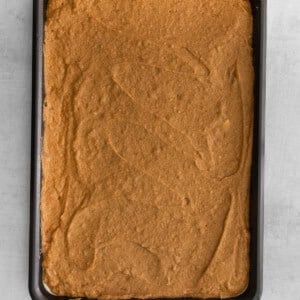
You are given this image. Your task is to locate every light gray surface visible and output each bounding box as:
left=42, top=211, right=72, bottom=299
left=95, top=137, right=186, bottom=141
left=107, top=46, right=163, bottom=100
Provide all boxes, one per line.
left=264, top=1, right=300, bottom=298
left=0, top=0, right=32, bottom=299
left=0, top=1, right=299, bottom=299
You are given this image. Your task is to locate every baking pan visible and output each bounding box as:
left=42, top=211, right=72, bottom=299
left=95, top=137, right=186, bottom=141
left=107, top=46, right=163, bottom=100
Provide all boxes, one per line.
left=29, top=0, right=266, bottom=299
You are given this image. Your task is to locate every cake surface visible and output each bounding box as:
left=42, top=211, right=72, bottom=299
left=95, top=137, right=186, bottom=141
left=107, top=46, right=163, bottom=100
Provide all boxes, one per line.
left=42, top=0, right=254, bottom=298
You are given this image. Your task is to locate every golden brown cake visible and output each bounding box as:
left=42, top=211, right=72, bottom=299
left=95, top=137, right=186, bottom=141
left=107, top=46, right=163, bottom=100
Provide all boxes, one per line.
left=42, top=0, right=254, bottom=298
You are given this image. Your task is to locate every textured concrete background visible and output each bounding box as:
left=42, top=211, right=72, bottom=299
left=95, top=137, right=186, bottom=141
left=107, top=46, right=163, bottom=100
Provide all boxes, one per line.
left=0, top=1, right=299, bottom=299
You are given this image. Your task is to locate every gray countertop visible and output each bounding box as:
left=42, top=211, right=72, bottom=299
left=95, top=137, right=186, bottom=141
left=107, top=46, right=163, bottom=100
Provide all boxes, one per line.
left=0, top=1, right=299, bottom=299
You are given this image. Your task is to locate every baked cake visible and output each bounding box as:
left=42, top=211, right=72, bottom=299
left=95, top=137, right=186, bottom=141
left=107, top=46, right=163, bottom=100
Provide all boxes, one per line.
left=42, top=0, right=254, bottom=298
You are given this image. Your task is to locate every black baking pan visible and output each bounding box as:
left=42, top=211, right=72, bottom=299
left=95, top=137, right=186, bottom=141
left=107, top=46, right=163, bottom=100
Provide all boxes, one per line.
left=29, top=0, right=266, bottom=299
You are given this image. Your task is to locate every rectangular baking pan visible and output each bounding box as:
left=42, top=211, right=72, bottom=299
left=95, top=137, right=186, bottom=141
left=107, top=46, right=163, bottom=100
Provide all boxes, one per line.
left=29, top=0, right=266, bottom=299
